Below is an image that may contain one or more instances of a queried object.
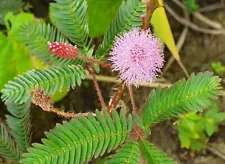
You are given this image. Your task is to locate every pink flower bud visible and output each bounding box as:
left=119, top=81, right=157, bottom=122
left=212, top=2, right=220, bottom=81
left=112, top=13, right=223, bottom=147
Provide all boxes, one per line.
left=48, top=42, right=78, bottom=59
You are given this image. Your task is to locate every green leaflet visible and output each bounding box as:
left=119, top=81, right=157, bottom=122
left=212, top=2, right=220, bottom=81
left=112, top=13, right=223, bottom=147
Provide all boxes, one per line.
left=143, top=72, right=221, bottom=127
left=96, top=0, right=146, bottom=59
left=1, top=65, right=89, bottom=103
left=6, top=100, right=31, bottom=152
left=50, top=0, right=89, bottom=47
left=133, top=113, right=151, bottom=135
left=0, top=124, right=21, bottom=162
left=20, top=110, right=132, bottom=164
left=106, top=141, right=140, bottom=164
left=139, top=139, right=175, bottom=164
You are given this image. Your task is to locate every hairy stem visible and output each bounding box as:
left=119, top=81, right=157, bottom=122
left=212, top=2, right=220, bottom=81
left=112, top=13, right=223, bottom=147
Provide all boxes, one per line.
left=78, top=55, right=112, bottom=69
left=142, top=0, right=155, bottom=30
left=50, top=107, right=95, bottom=118
left=108, top=81, right=126, bottom=112
left=87, top=66, right=107, bottom=110
left=31, top=87, right=95, bottom=118
left=128, top=85, right=137, bottom=113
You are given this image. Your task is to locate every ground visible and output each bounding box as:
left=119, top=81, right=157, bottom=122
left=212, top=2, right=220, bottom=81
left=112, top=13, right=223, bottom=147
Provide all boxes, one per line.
left=150, top=4, right=225, bottom=163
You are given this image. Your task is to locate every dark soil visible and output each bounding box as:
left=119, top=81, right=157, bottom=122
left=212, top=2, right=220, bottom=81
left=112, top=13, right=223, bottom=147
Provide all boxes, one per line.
left=150, top=3, right=225, bottom=164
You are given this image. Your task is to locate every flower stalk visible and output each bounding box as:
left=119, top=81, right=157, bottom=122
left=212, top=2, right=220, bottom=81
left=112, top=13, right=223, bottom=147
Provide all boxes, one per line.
left=108, top=81, right=126, bottom=113
left=87, top=66, right=107, bottom=110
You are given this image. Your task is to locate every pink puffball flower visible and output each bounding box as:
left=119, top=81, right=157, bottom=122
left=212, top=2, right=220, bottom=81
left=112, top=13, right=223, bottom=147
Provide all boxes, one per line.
left=109, top=28, right=164, bottom=87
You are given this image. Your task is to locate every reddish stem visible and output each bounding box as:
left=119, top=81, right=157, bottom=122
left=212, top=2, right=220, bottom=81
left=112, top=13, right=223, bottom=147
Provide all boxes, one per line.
left=31, top=87, right=95, bottom=118
left=128, top=85, right=137, bottom=113
left=50, top=107, right=96, bottom=118
left=142, top=0, right=155, bottom=30
left=78, top=55, right=112, bottom=69
left=108, top=81, right=126, bottom=112
left=88, top=66, right=107, bottom=110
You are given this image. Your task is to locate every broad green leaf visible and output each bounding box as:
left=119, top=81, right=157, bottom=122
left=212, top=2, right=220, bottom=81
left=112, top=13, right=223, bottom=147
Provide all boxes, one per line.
left=52, top=89, right=68, bottom=102
left=87, top=0, right=123, bottom=37
left=211, top=62, right=225, bottom=74
left=183, top=0, right=199, bottom=13
left=186, top=112, right=201, bottom=121
left=212, top=113, right=225, bottom=123
left=178, top=132, right=191, bottom=148
left=151, top=0, right=180, bottom=61
left=182, top=119, right=196, bottom=132
left=177, top=112, right=209, bottom=151
left=190, top=137, right=207, bottom=151
left=0, top=13, right=34, bottom=89
left=5, top=12, right=34, bottom=41
left=0, top=32, right=33, bottom=89
left=204, top=119, right=217, bottom=136
left=0, top=0, right=24, bottom=25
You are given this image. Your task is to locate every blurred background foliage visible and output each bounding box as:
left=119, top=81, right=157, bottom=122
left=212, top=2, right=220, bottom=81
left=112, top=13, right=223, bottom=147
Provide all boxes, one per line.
left=0, top=12, right=33, bottom=89
left=0, top=0, right=24, bottom=25
left=176, top=101, right=225, bottom=151
left=87, top=0, right=123, bottom=37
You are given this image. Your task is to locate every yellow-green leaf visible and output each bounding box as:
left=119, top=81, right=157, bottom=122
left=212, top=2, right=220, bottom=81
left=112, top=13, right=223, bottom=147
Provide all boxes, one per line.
left=151, top=0, right=180, bottom=61
left=0, top=32, right=33, bottom=89
left=5, top=12, right=34, bottom=41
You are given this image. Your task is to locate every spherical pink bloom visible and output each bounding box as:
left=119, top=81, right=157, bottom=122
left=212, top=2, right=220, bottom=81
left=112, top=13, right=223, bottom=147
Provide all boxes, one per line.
left=48, top=42, right=78, bottom=59
left=109, top=28, right=164, bottom=87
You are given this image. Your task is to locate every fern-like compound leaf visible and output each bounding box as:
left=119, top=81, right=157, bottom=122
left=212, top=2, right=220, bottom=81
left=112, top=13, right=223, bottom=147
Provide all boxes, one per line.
left=143, top=72, right=221, bottom=127
left=139, top=139, right=175, bottom=164
left=96, top=0, right=146, bottom=59
left=50, top=0, right=89, bottom=47
left=20, top=22, right=83, bottom=66
left=20, top=109, right=133, bottom=164
left=6, top=100, right=31, bottom=152
left=0, top=124, right=21, bottom=162
left=106, top=141, right=140, bottom=164
left=1, top=65, right=88, bottom=103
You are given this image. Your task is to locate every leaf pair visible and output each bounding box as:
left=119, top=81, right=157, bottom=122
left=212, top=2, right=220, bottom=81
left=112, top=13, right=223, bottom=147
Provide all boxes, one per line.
left=20, top=110, right=132, bottom=164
